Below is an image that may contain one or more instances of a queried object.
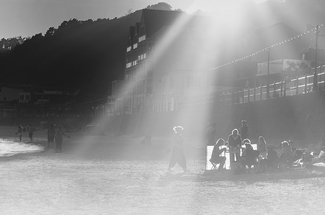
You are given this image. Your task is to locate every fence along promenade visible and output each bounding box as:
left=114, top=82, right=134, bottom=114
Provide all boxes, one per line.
left=180, top=65, right=325, bottom=107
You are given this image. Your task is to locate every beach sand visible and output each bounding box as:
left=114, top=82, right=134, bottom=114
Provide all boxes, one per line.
left=1, top=126, right=325, bottom=214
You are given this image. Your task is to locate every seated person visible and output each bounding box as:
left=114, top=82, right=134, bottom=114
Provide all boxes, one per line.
left=241, top=140, right=260, bottom=173
left=265, top=145, right=278, bottom=169
left=298, top=150, right=314, bottom=168
left=292, top=148, right=305, bottom=163
left=276, top=141, right=294, bottom=169
left=257, top=136, right=267, bottom=160
left=210, top=138, right=227, bottom=170
left=311, top=150, right=325, bottom=164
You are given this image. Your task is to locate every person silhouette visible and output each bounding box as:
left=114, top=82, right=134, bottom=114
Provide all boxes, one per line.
left=240, top=120, right=249, bottom=140
left=168, top=126, right=188, bottom=173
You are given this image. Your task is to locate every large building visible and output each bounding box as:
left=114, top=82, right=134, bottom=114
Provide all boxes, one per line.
left=119, top=9, right=219, bottom=114
left=109, top=9, right=325, bottom=115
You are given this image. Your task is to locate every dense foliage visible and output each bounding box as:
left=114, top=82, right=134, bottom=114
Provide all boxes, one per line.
left=0, top=12, right=142, bottom=96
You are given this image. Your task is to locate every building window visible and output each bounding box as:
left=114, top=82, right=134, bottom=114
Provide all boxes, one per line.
left=126, top=46, right=131, bottom=52
left=133, top=43, right=138, bottom=49
left=139, top=35, right=146, bottom=43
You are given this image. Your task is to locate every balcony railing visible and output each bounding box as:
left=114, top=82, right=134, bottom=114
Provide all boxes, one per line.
left=180, top=72, right=325, bottom=108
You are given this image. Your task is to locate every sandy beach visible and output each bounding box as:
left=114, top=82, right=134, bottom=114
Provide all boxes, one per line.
left=1, top=126, right=325, bottom=215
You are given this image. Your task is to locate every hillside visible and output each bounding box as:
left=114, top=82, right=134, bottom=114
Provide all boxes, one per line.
left=0, top=11, right=142, bottom=95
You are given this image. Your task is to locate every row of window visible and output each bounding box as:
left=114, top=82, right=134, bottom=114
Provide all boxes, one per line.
left=126, top=35, right=146, bottom=52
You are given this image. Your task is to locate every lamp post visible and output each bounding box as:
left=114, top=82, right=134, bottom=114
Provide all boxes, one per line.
left=313, top=25, right=319, bottom=91
left=266, top=45, right=270, bottom=98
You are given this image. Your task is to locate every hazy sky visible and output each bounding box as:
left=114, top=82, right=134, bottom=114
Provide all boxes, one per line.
left=0, top=0, right=263, bottom=39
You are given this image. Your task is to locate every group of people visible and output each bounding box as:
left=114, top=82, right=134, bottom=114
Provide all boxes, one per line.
left=146, top=120, right=325, bottom=174
left=47, top=124, right=70, bottom=153
left=16, top=124, right=37, bottom=142
left=16, top=123, right=70, bottom=153
left=166, top=120, right=279, bottom=174
left=209, top=120, right=325, bottom=174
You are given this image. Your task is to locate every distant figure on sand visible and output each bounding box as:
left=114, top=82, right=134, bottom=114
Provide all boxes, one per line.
left=168, top=126, right=188, bottom=173
left=141, top=130, right=152, bottom=147
left=47, top=124, right=56, bottom=150
left=28, top=124, right=36, bottom=142
left=16, top=125, right=23, bottom=142
left=240, top=120, right=249, bottom=140
left=210, top=138, right=227, bottom=170
left=206, top=122, right=217, bottom=146
left=54, top=126, right=70, bottom=153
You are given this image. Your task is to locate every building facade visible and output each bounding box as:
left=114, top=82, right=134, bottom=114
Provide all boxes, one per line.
left=121, top=9, right=217, bottom=114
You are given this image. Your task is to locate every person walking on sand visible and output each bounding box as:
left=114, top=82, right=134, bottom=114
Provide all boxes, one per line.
left=16, top=125, right=23, bottom=142
left=47, top=124, right=56, bottom=150
left=54, top=126, right=70, bottom=153
left=168, top=126, right=188, bottom=173
left=28, top=124, right=36, bottom=142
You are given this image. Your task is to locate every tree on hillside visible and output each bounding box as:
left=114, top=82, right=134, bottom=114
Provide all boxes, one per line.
left=146, top=2, right=172, bottom=11
left=45, top=27, right=56, bottom=37
left=0, top=37, right=25, bottom=52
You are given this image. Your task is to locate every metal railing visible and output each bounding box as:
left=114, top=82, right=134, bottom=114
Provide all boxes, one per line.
left=180, top=71, right=325, bottom=107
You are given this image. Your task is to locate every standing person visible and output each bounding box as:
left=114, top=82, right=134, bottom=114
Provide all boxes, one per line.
left=168, top=126, right=188, bottom=173
left=206, top=122, right=217, bottom=146
left=240, top=120, right=249, bottom=140
left=228, top=129, right=242, bottom=162
left=16, top=125, right=23, bottom=142
left=209, top=138, right=227, bottom=170
left=55, top=126, right=70, bottom=153
left=47, top=124, right=56, bottom=150
left=28, top=124, right=36, bottom=142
